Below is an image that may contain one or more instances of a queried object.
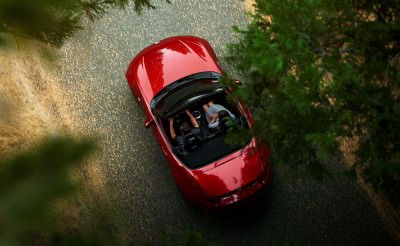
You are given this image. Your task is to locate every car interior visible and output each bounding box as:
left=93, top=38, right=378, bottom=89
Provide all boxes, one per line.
left=159, top=91, right=250, bottom=169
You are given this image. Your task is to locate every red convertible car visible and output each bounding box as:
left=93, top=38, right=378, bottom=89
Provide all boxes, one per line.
left=125, top=36, right=272, bottom=210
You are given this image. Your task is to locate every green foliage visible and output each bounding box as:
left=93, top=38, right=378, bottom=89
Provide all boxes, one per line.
left=226, top=0, right=400, bottom=202
left=0, top=0, right=170, bottom=46
left=0, top=137, right=95, bottom=245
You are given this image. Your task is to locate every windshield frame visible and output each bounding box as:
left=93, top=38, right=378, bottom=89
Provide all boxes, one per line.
left=150, top=71, right=223, bottom=118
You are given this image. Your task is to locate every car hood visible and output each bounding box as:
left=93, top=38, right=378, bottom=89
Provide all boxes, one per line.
left=126, top=36, right=222, bottom=104
left=192, top=143, right=264, bottom=198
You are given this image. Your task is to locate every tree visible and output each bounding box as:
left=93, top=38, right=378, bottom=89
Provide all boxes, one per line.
left=0, top=0, right=170, bottom=46
left=0, top=137, right=96, bottom=245
left=226, top=0, right=400, bottom=206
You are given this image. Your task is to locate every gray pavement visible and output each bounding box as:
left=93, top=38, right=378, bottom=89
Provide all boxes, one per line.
left=55, top=0, right=399, bottom=245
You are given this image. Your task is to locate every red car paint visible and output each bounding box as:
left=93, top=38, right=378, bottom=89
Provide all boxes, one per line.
left=125, top=36, right=272, bottom=210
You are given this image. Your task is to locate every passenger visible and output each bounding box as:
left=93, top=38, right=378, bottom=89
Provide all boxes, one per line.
left=202, top=100, right=236, bottom=129
left=169, top=109, right=201, bottom=146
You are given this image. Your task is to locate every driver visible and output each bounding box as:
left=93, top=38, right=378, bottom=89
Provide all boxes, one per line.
left=169, top=109, right=201, bottom=146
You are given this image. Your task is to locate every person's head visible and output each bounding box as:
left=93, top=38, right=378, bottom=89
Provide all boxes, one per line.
left=218, top=110, right=230, bottom=129
left=180, top=121, right=191, bottom=134
left=218, top=110, right=229, bottom=119
left=174, top=115, right=183, bottom=125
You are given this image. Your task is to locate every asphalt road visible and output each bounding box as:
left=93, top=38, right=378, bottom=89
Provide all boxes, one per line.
left=55, top=1, right=399, bottom=245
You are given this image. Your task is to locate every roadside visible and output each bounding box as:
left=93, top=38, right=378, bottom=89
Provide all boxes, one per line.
left=0, top=39, right=62, bottom=156
left=341, top=137, right=400, bottom=240
left=0, top=38, right=106, bottom=236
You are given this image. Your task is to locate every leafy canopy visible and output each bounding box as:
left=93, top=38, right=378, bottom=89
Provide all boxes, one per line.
left=0, top=137, right=96, bottom=245
left=0, top=0, right=170, bottom=46
left=226, top=0, right=400, bottom=204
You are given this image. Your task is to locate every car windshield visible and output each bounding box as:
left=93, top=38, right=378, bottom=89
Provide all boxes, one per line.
left=151, top=72, right=222, bottom=118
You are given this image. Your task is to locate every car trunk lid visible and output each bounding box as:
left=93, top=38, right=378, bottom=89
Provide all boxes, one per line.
left=193, top=144, right=263, bottom=197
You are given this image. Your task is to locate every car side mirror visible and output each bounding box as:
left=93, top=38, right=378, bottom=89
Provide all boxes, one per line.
left=235, top=79, right=242, bottom=85
left=144, top=117, right=154, bottom=128
left=226, top=79, right=243, bottom=92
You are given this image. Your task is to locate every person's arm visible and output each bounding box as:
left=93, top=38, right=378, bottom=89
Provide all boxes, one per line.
left=208, top=120, right=219, bottom=129
left=185, top=110, right=199, bottom=128
left=207, top=113, right=219, bottom=128
left=209, top=113, right=218, bottom=123
left=169, top=117, right=176, bottom=140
